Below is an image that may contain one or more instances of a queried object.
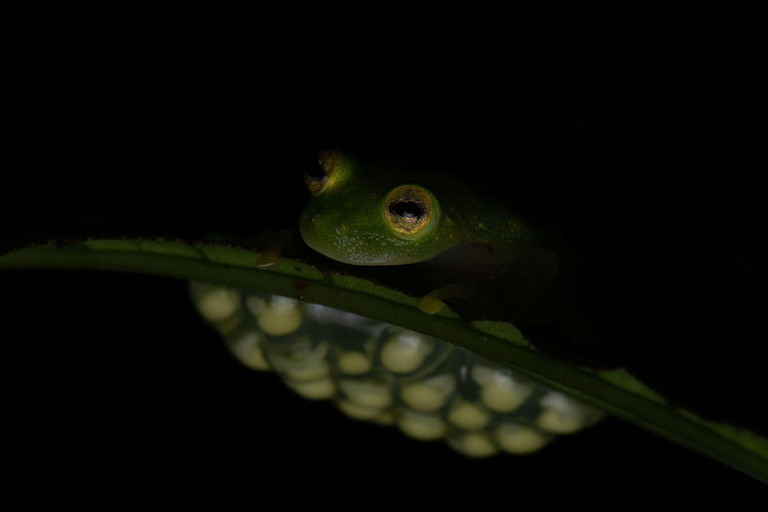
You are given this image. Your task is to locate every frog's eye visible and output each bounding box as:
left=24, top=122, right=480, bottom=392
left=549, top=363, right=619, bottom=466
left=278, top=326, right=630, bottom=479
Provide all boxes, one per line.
left=384, top=185, right=439, bottom=238
left=304, top=151, right=336, bottom=196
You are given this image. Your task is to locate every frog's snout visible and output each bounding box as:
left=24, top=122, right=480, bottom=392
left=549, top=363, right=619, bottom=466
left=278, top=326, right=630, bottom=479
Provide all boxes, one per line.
left=300, top=207, right=338, bottom=256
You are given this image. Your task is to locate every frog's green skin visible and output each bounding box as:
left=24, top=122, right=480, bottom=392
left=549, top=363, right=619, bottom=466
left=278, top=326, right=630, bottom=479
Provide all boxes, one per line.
left=300, top=150, right=547, bottom=267
left=300, top=150, right=592, bottom=361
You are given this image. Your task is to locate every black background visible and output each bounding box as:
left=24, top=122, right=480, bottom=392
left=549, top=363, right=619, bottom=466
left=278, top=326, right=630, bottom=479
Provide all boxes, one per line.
left=2, top=3, right=765, bottom=503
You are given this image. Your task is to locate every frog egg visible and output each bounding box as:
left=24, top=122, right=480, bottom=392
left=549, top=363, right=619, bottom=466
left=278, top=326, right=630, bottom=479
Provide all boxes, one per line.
left=495, top=423, right=551, bottom=454
left=265, top=338, right=329, bottom=378
left=338, top=380, right=393, bottom=409
left=271, top=344, right=331, bottom=381
left=397, top=411, right=447, bottom=441
left=336, top=399, right=384, bottom=421
left=400, top=374, right=456, bottom=412
left=214, top=312, right=243, bottom=336
left=447, top=400, right=492, bottom=431
left=338, top=350, right=373, bottom=375
left=447, top=432, right=499, bottom=458
left=478, top=369, right=534, bottom=413
left=246, top=295, right=304, bottom=337
left=470, top=365, right=501, bottom=385
left=372, top=411, right=396, bottom=425
left=285, top=377, right=336, bottom=400
left=285, top=360, right=330, bottom=381
left=225, top=328, right=270, bottom=371
left=196, top=286, right=241, bottom=323
left=379, top=330, right=433, bottom=374
left=536, top=391, right=603, bottom=434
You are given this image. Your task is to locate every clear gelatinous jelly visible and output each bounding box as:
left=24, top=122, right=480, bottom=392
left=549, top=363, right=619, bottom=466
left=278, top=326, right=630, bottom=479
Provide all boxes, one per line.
left=189, top=282, right=603, bottom=458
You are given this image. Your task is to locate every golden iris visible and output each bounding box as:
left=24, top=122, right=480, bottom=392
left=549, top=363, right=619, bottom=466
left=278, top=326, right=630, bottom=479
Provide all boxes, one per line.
left=304, top=150, right=336, bottom=196
left=384, top=185, right=437, bottom=237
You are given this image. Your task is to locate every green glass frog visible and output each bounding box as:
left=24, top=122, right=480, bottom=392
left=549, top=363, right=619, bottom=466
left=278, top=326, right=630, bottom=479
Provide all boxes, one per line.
left=299, top=149, right=570, bottom=319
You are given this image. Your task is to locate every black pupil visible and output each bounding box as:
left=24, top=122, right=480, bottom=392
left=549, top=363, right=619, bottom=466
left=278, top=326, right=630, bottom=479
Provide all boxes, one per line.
left=391, top=201, right=423, bottom=220
left=305, top=157, right=326, bottom=180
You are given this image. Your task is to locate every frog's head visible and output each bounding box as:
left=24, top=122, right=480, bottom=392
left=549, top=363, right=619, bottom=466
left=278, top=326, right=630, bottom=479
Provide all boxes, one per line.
left=300, top=150, right=459, bottom=265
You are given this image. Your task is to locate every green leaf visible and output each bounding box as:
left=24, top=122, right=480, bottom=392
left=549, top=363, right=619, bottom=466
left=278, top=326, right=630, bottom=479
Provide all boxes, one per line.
left=2, top=238, right=767, bottom=482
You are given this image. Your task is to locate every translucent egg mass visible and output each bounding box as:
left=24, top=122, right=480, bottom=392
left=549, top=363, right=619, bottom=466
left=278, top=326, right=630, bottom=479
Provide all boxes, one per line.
left=190, top=282, right=604, bottom=457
